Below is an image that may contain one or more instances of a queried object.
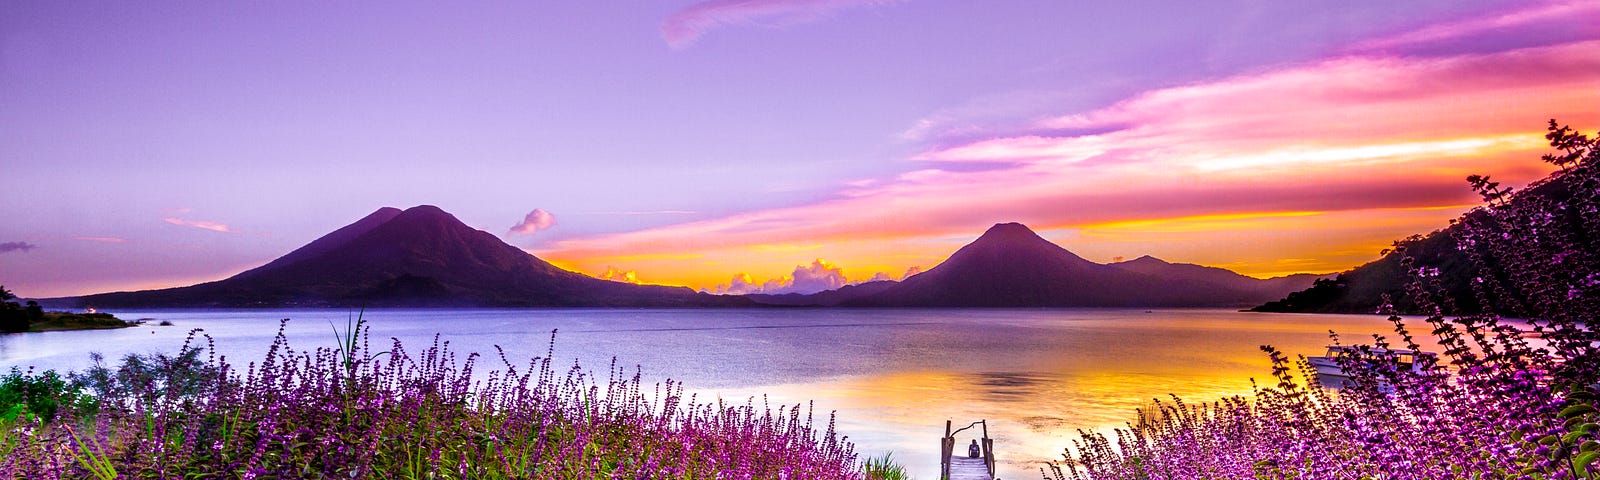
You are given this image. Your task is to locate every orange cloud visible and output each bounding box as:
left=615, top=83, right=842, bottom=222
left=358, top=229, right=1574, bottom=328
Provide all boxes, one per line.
left=598, top=266, right=641, bottom=284
left=543, top=19, right=1600, bottom=291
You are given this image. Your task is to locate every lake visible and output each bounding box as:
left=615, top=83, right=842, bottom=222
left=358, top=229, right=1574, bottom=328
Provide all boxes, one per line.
left=0, top=308, right=1421, bottom=479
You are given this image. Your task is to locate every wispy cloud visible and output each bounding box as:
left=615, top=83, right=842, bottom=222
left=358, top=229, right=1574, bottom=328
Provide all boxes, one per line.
left=661, top=0, right=901, bottom=48
left=73, top=236, right=127, bottom=243
left=0, top=241, right=38, bottom=253
left=1350, top=0, right=1600, bottom=55
left=162, top=217, right=232, bottom=233
left=509, top=209, right=557, bottom=236
left=572, top=210, right=698, bottom=216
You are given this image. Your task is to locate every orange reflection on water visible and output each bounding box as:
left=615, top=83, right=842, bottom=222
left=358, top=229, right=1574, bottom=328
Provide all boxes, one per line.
left=701, top=310, right=1443, bottom=480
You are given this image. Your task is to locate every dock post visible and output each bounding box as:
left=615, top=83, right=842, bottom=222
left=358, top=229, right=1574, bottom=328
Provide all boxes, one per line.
left=941, top=420, right=953, bottom=480
left=980, top=420, right=995, bottom=478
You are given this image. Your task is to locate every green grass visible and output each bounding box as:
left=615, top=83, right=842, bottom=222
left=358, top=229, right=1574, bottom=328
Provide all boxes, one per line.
left=27, top=312, right=132, bottom=332
left=864, top=451, right=912, bottom=480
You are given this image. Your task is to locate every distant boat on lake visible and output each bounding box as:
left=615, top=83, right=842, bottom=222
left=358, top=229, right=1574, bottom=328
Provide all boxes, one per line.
left=1308, top=345, right=1438, bottom=390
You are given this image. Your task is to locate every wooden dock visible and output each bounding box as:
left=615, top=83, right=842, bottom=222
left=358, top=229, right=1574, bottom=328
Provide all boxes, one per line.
left=946, top=456, right=993, bottom=480
left=939, top=419, right=997, bottom=480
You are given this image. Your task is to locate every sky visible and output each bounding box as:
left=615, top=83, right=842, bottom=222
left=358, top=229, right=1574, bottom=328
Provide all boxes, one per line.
left=2, top=1, right=1597, bottom=298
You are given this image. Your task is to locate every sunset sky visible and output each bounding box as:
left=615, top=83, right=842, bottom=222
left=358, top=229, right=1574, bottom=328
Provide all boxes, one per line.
left=3, top=1, right=1597, bottom=298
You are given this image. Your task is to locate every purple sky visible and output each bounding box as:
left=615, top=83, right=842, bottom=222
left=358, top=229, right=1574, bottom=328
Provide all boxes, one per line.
left=3, top=0, right=1594, bottom=297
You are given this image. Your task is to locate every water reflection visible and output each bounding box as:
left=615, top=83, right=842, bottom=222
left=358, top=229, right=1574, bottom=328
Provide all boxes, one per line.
left=0, top=308, right=1431, bottom=480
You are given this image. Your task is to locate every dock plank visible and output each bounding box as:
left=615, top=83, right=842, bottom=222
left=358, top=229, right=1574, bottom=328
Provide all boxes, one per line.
left=947, top=456, right=992, bottom=480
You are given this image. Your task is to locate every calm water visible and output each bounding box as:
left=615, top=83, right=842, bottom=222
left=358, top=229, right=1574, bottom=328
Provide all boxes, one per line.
left=0, top=308, right=1424, bottom=479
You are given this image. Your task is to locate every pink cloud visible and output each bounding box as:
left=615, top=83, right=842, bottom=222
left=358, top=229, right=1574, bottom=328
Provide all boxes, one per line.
left=574, top=210, right=697, bottom=216
left=661, top=0, right=901, bottom=48
left=548, top=16, right=1600, bottom=274
left=509, top=209, right=557, bottom=236
left=162, top=217, right=232, bottom=233
left=73, top=236, right=127, bottom=243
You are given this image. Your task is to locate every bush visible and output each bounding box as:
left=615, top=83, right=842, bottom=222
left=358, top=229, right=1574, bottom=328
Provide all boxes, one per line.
left=863, top=451, right=911, bottom=480
left=69, top=333, right=221, bottom=410
left=0, top=369, right=95, bottom=423
left=0, top=309, right=24, bottom=334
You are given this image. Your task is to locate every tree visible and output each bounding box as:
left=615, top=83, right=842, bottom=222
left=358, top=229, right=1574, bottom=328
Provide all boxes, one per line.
left=0, top=285, right=27, bottom=333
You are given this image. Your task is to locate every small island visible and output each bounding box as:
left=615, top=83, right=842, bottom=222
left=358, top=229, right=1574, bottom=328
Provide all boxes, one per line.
left=1, top=285, right=136, bottom=333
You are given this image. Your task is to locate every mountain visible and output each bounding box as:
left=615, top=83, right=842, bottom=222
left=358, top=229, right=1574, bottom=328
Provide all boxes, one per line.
left=1249, top=165, right=1589, bottom=314
left=1108, top=255, right=1326, bottom=299
left=746, top=280, right=899, bottom=307
left=1250, top=223, right=1482, bottom=314
left=842, top=223, right=1317, bottom=307
left=59, top=206, right=751, bottom=308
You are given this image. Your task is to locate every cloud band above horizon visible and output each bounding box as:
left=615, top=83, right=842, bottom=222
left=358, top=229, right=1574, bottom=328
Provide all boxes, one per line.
left=549, top=6, right=1600, bottom=291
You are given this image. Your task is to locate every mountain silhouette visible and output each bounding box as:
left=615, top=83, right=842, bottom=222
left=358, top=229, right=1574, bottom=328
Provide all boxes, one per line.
left=1249, top=221, right=1478, bottom=314
left=845, top=223, right=1317, bottom=307
left=1249, top=162, right=1593, bottom=315
left=62, top=206, right=749, bottom=308
left=1108, top=255, right=1324, bottom=299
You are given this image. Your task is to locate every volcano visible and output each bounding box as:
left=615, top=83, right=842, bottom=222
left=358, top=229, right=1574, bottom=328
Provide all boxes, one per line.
left=62, top=206, right=749, bottom=308
left=848, top=223, right=1317, bottom=307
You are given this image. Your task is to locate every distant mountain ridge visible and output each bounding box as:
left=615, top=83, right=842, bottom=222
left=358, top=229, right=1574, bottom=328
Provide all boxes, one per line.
left=1109, top=255, right=1324, bottom=300
left=58, top=206, right=749, bottom=308
left=756, top=223, right=1322, bottom=308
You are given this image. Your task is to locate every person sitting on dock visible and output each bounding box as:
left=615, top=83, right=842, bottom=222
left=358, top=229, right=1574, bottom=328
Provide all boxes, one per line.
left=968, top=439, right=981, bottom=458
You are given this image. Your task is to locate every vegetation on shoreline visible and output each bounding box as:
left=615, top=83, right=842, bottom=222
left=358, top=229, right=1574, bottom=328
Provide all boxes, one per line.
left=24, top=312, right=135, bottom=332
left=1051, top=120, right=1600, bottom=479
left=0, top=315, right=904, bottom=479
left=1, top=286, right=134, bottom=333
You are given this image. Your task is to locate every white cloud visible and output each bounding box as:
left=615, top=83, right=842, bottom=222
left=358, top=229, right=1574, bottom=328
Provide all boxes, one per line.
left=713, top=259, right=860, bottom=295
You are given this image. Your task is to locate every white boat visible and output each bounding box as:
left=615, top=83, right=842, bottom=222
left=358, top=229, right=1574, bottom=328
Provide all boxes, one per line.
left=1307, top=345, right=1438, bottom=389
